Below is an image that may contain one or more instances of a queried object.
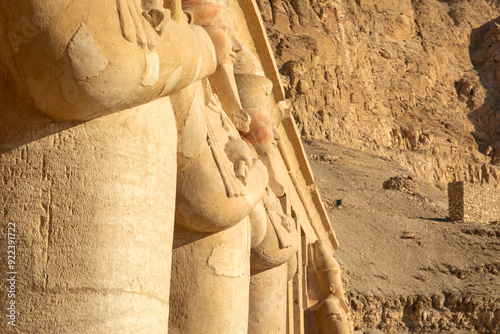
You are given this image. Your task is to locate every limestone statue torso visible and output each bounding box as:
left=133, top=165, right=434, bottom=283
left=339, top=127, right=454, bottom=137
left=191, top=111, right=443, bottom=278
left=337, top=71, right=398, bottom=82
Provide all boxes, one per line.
left=231, top=47, right=300, bottom=270
left=250, top=187, right=300, bottom=270
left=317, top=298, right=351, bottom=334
left=175, top=79, right=268, bottom=232
left=168, top=0, right=272, bottom=332
left=169, top=0, right=272, bottom=234
left=0, top=0, right=216, bottom=120
left=229, top=45, right=300, bottom=334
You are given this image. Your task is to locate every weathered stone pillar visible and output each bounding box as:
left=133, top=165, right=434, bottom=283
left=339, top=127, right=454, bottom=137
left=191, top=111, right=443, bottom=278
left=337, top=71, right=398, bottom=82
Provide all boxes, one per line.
left=169, top=220, right=251, bottom=334
left=249, top=263, right=288, bottom=334
left=0, top=98, right=177, bottom=332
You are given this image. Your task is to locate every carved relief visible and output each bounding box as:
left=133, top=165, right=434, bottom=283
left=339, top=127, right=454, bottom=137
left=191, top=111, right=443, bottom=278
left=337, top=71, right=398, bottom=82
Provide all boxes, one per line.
left=235, top=46, right=287, bottom=197
left=205, top=85, right=256, bottom=197
left=182, top=0, right=251, bottom=132
left=250, top=188, right=300, bottom=270
left=263, top=188, right=296, bottom=249
left=7, top=16, right=38, bottom=54
left=175, top=77, right=268, bottom=232
left=230, top=45, right=300, bottom=271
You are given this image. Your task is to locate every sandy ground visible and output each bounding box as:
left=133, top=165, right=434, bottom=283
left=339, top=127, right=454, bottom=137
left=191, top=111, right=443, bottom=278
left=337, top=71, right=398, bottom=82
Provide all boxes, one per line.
left=304, top=139, right=499, bottom=308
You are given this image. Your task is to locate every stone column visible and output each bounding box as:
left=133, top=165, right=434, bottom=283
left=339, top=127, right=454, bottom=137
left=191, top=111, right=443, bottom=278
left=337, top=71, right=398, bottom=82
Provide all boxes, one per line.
left=248, top=263, right=288, bottom=334
left=169, top=220, right=251, bottom=334
left=0, top=98, right=177, bottom=333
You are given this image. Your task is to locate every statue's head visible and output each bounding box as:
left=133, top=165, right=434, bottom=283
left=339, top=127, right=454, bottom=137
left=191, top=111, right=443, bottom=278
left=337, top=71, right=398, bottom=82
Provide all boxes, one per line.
left=182, top=0, right=241, bottom=65
left=233, top=46, right=287, bottom=194
left=322, top=268, right=345, bottom=303
left=234, top=46, right=276, bottom=151
left=312, top=240, right=348, bottom=312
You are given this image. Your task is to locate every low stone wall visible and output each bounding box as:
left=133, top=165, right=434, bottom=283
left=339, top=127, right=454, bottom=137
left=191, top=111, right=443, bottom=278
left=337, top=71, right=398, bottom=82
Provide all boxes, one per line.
left=448, top=181, right=500, bottom=223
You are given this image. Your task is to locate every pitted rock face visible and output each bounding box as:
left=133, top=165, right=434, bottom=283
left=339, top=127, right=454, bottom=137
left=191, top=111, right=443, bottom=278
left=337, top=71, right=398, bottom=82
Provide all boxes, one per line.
left=256, top=0, right=500, bottom=188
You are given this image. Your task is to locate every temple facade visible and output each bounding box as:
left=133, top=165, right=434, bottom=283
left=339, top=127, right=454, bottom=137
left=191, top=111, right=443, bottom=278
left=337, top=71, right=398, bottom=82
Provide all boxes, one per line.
left=0, top=0, right=350, bottom=332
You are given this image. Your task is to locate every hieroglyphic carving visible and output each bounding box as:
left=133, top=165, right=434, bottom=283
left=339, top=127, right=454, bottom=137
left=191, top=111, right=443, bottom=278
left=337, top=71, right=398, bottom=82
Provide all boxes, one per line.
left=6, top=16, right=38, bottom=54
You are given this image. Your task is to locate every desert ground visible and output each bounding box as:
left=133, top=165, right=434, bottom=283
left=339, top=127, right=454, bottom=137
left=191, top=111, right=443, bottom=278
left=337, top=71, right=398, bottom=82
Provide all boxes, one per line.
left=305, top=139, right=499, bottom=333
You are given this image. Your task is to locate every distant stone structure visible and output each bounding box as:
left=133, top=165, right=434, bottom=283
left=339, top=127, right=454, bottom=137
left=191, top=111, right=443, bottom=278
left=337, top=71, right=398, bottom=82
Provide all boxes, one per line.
left=448, top=181, right=500, bottom=223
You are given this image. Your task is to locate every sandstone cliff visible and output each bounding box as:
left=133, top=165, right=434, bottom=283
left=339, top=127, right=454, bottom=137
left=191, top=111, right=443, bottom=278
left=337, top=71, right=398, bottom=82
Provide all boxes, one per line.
left=306, top=140, right=500, bottom=333
left=256, top=0, right=500, bottom=188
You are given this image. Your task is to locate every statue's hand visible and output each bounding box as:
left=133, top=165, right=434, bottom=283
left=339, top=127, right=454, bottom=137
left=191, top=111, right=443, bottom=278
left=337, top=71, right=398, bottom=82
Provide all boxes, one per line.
left=224, top=137, right=253, bottom=184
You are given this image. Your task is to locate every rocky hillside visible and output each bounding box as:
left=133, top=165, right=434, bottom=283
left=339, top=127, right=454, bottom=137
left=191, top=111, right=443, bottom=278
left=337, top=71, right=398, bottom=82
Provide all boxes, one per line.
left=306, top=140, right=500, bottom=333
left=256, top=0, right=500, bottom=189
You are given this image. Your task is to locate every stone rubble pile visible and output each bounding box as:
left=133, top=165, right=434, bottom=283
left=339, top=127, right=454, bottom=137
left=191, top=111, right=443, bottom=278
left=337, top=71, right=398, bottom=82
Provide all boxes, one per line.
left=383, top=176, right=419, bottom=194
